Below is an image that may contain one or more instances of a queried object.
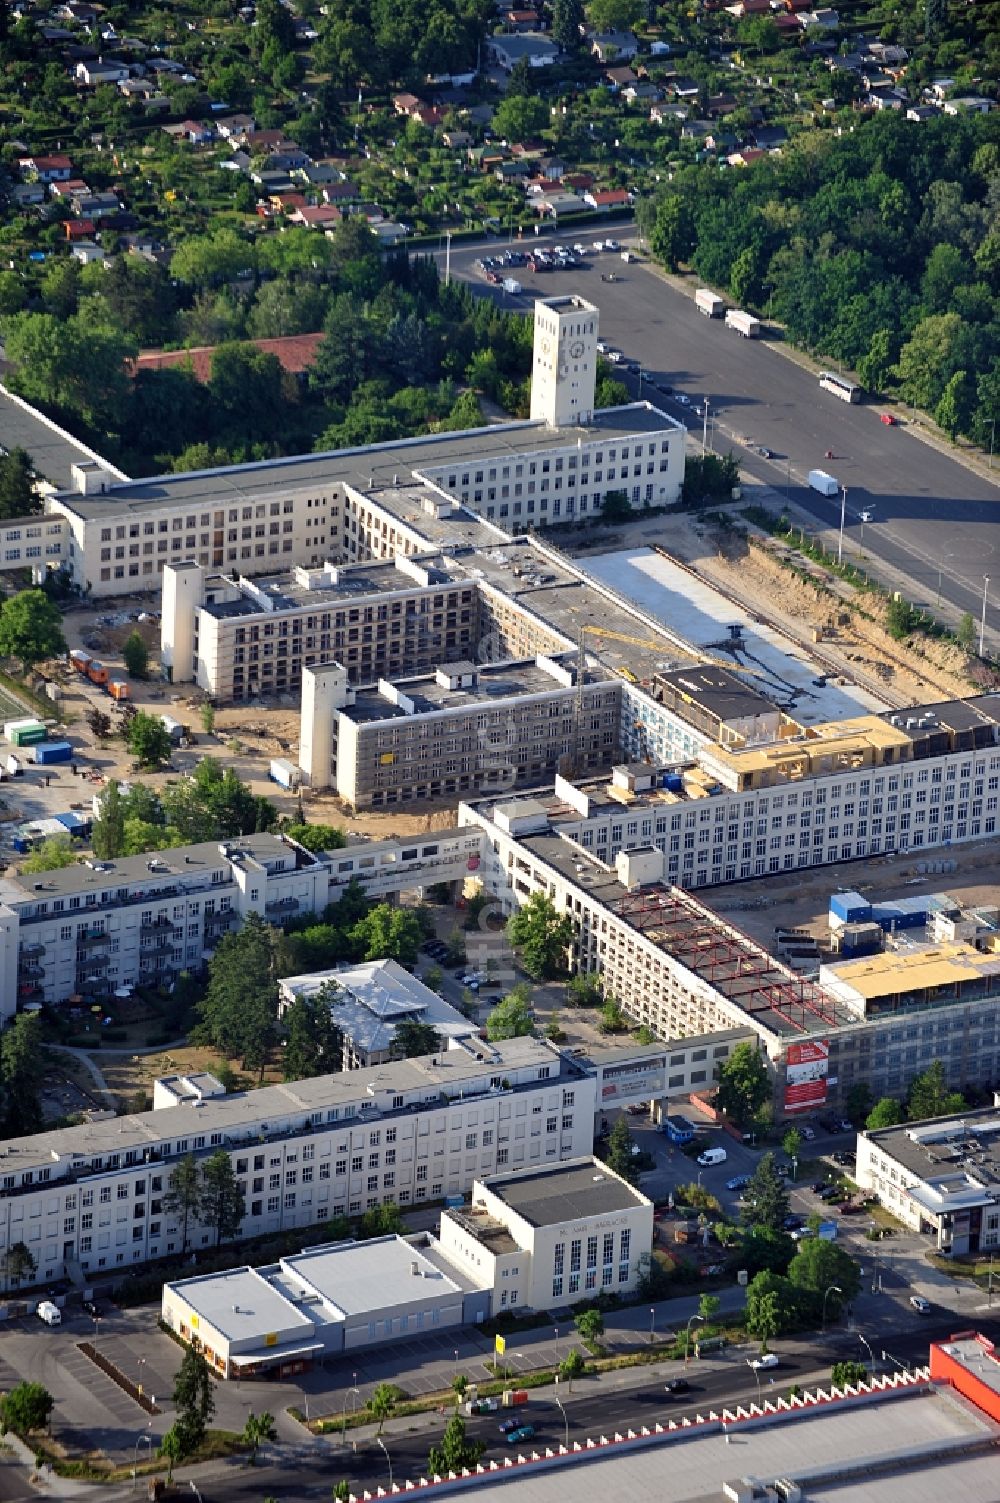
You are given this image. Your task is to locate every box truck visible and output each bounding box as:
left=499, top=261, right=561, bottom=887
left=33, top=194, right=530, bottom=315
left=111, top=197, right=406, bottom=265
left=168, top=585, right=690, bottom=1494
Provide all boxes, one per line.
left=269, top=757, right=301, bottom=790
left=502, top=277, right=521, bottom=295
left=696, top=288, right=725, bottom=318
left=808, top=469, right=840, bottom=497
left=725, top=309, right=760, bottom=337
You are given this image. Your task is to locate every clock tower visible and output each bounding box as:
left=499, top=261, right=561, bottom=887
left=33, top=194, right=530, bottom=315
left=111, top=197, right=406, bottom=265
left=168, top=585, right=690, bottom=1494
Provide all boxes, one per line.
left=530, top=294, right=599, bottom=427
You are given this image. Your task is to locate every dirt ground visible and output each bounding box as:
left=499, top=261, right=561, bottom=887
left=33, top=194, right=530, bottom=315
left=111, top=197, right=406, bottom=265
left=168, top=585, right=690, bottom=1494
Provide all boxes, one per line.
left=709, top=832, right=1000, bottom=954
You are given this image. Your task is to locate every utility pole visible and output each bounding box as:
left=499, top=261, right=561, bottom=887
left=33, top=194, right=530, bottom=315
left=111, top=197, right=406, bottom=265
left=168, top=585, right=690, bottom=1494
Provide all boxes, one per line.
left=702, top=398, right=710, bottom=457
left=445, top=232, right=451, bottom=287
left=837, top=486, right=847, bottom=566
left=980, top=575, right=990, bottom=657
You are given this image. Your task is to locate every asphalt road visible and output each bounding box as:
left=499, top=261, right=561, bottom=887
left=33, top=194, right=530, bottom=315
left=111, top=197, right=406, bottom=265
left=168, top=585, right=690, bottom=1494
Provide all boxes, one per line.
left=193, top=1316, right=996, bottom=1503
left=429, top=226, right=1000, bottom=654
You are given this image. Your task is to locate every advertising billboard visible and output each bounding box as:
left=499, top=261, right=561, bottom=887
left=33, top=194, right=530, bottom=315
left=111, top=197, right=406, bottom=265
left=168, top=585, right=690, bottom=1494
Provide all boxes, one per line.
left=783, top=1039, right=829, bottom=1114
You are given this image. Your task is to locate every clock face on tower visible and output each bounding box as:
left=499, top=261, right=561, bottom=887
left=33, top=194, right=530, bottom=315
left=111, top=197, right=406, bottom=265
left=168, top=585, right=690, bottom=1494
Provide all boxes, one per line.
left=540, top=337, right=552, bottom=355
left=569, top=340, right=585, bottom=359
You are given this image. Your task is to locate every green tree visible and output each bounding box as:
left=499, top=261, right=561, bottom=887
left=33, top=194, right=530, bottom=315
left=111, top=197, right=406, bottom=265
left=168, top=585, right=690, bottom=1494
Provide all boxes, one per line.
left=163, top=1154, right=202, bottom=1253
left=865, top=1097, right=903, bottom=1130
left=574, top=1307, right=605, bottom=1345
left=745, top=1271, right=787, bottom=1347
left=787, top=1237, right=861, bottom=1315
left=715, top=1041, right=769, bottom=1126
left=893, top=313, right=965, bottom=411
left=782, top=1128, right=802, bottom=1162
left=366, top=1382, right=398, bottom=1435
left=159, top=1428, right=183, bottom=1483
left=742, top=1152, right=790, bottom=1233
left=121, top=630, right=149, bottom=680
left=352, top=903, right=423, bottom=967
left=171, top=228, right=254, bottom=289
left=0, top=1013, right=46, bottom=1138
left=586, top=0, right=642, bottom=30
left=492, top=93, right=548, bottom=142
left=20, top=837, right=77, bottom=873
left=651, top=194, right=695, bottom=272
left=282, top=983, right=344, bottom=1080
left=857, top=328, right=894, bottom=394
left=844, top=1082, right=872, bottom=1125
left=925, top=0, right=948, bottom=38
left=0, top=1382, right=53, bottom=1436
left=4, top=311, right=134, bottom=428
left=599, top=997, right=628, bottom=1033
left=559, top=1348, right=586, bottom=1386
left=698, top=1293, right=721, bottom=1322
left=605, top=1115, right=639, bottom=1185
left=741, top=1226, right=796, bottom=1277
left=0, top=1241, right=36, bottom=1290
left=198, top=913, right=278, bottom=1075
left=200, top=702, right=216, bottom=735
left=507, top=893, right=574, bottom=979
left=0, top=588, right=65, bottom=668
left=199, top=1150, right=244, bottom=1247
left=283, top=822, right=347, bottom=853
left=485, top=982, right=535, bottom=1041
left=552, top=0, right=584, bottom=49
left=126, top=712, right=172, bottom=769
left=565, top=973, right=603, bottom=1008
left=428, top=1414, right=486, bottom=1476
left=957, top=612, right=976, bottom=652
left=908, top=1060, right=965, bottom=1121
left=332, top=1482, right=351, bottom=1503
left=738, top=13, right=780, bottom=53
left=172, top=1347, right=215, bottom=1456
left=831, top=1360, right=867, bottom=1388
left=92, top=780, right=126, bottom=860
left=0, top=447, right=37, bottom=520
left=358, top=1202, right=405, bottom=1239
left=935, top=370, right=973, bottom=439
left=241, top=1409, right=276, bottom=1464
left=391, top=1020, right=442, bottom=1059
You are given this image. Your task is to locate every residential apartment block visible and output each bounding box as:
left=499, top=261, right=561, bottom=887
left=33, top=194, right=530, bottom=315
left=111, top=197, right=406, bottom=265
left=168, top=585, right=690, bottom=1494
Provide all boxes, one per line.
left=0, top=1038, right=595, bottom=1287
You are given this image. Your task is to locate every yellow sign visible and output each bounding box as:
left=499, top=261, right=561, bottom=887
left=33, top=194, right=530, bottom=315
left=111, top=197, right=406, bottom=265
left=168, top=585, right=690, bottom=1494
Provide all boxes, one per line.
left=495, top=1334, right=506, bottom=1356
left=265, top=1332, right=278, bottom=1347
left=190, top=1314, right=199, bottom=1330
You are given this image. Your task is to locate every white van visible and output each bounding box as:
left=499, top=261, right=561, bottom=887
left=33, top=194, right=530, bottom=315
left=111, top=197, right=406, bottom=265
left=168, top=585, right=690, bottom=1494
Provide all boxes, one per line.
left=37, top=1300, right=61, bottom=1326
left=696, top=1147, right=728, bottom=1167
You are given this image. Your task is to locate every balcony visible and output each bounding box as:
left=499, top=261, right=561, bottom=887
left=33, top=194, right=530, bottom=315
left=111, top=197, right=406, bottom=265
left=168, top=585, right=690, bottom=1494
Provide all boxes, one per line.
left=142, top=916, right=177, bottom=933
left=265, top=896, right=300, bottom=916
left=18, top=960, right=45, bottom=979
left=77, top=930, right=109, bottom=948
left=20, top=942, right=46, bottom=958
left=204, top=909, right=237, bottom=929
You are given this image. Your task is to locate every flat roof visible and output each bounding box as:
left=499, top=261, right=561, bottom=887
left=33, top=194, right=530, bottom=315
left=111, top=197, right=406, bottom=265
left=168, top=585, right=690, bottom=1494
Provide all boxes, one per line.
left=486, top=1158, right=649, bottom=1225
left=167, top=1265, right=311, bottom=1341
left=0, top=383, right=128, bottom=491
left=201, top=560, right=425, bottom=619
left=344, top=656, right=602, bottom=724
left=864, top=1107, right=1000, bottom=1192
left=582, top=546, right=889, bottom=722
left=655, top=664, right=781, bottom=721
left=881, top=694, right=1000, bottom=736
left=283, top=1235, right=462, bottom=1314
left=442, top=1388, right=995, bottom=1503
left=823, top=944, right=1000, bottom=1000
left=934, top=1333, right=1000, bottom=1403
left=50, top=404, right=679, bottom=518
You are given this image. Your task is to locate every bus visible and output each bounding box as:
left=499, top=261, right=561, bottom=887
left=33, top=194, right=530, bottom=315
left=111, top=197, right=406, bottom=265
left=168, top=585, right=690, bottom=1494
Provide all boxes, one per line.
left=819, top=372, right=862, bottom=404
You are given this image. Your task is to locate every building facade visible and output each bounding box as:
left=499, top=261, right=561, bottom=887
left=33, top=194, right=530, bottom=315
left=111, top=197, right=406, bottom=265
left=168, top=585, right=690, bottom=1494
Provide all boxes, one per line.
left=0, top=1038, right=596, bottom=1287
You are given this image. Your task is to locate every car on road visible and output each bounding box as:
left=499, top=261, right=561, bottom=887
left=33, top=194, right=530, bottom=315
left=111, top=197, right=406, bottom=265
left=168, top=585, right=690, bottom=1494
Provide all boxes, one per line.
left=573, top=242, right=587, bottom=256
left=654, top=381, right=673, bottom=394
left=726, top=1174, right=751, bottom=1191
left=831, top=1151, right=855, bottom=1167
left=860, top=509, right=874, bottom=523
left=790, top=1226, right=816, bottom=1241
left=498, top=1419, right=520, bottom=1433
left=798, top=1125, right=816, bottom=1141
left=697, top=1147, right=728, bottom=1167
left=505, top=1425, right=536, bottom=1445
left=749, top=1353, right=779, bottom=1371
left=836, top=1119, right=854, bottom=1133
left=665, top=1378, right=691, bottom=1397
left=676, top=393, right=691, bottom=406
left=909, top=1295, right=930, bottom=1313
left=783, top=1215, right=804, bottom=1231
left=605, top=239, right=621, bottom=252
left=880, top=412, right=897, bottom=425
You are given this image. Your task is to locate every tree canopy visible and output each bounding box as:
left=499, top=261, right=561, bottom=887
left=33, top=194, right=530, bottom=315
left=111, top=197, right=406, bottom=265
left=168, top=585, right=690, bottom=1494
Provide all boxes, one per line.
left=715, top=1041, right=770, bottom=1126
left=507, top=893, right=575, bottom=980
left=0, top=587, right=65, bottom=668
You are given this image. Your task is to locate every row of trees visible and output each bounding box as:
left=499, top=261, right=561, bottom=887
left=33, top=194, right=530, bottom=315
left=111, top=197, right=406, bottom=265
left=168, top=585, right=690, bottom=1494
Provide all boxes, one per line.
left=651, top=112, right=1000, bottom=443
left=91, top=759, right=279, bottom=861
left=864, top=1059, right=969, bottom=1131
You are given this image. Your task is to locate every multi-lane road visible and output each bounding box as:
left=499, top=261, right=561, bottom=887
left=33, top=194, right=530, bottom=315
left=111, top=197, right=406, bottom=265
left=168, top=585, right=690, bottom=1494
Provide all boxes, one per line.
left=429, top=225, right=1000, bottom=655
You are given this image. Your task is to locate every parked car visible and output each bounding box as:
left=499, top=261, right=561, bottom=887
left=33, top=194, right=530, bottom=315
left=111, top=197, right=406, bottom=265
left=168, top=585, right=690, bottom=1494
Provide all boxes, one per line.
left=836, top=1119, right=854, bottom=1133
left=790, top=1226, right=815, bottom=1241
left=880, top=412, right=896, bottom=425
left=838, top=1200, right=864, bottom=1215
left=783, top=1215, right=804, bottom=1231
left=810, top=1180, right=829, bottom=1194
left=665, top=1378, right=690, bottom=1397
left=831, top=1151, right=855, bottom=1167
left=798, top=1125, right=816, bottom=1141
left=505, top=1425, right=535, bottom=1445
left=726, top=1174, right=751, bottom=1191
left=818, top=1185, right=841, bottom=1201
left=909, top=1295, right=930, bottom=1313
left=81, top=1298, right=101, bottom=1317
left=749, top=1352, right=779, bottom=1371
left=498, top=1419, right=520, bottom=1433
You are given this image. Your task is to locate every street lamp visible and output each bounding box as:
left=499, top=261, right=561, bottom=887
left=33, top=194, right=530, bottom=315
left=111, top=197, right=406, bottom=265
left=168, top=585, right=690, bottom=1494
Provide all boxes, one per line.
left=837, top=486, right=847, bottom=566
left=376, top=1436, right=393, bottom=1490
left=821, top=1284, right=842, bottom=1332
left=554, top=1326, right=559, bottom=1363
left=858, top=1333, right=875, bottom=1377
left=980, top=575, right=990, bottom=657
left=649, top=1306, right=656, bottom=1343
left=131, top=1431, right=152, bottom=1490
left=553, top=1376, right=569, bottom=1449
left=137, top=1357, right=146, bottom=1396
left=881, top=1349, right=911, bottom=1378
left=747, top=1359, right=762, bottom=1408
left=341, top=1379, right=361, bottom=1444
left=685, top=1313, right=706, bottom=1364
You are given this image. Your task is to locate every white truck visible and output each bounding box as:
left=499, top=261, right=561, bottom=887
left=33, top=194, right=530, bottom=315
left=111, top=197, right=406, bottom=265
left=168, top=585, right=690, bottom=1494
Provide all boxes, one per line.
left=696, top=288, right=725, bottom=318
left=808, top=468, right=840, bottom=497
left=725, top=308, right=760, bottom=337
left=502, top=277, right=521, bottom=295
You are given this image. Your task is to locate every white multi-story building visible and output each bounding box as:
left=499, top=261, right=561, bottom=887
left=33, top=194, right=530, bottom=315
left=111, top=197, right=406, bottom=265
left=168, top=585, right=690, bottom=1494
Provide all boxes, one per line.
left=438, top=1157, right=654, bottom=1311
left=0, top=1037, right=596, bottom=1287
left=28, top=296, right=683, bottom=601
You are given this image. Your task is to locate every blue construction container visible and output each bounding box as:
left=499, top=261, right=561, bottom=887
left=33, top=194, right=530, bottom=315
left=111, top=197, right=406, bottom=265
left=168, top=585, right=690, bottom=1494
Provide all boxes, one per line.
left=830, top=891, right=871, bottom=924
left=663, top=772, right=684, bottom=793
left=32, top=740, right=73, bottom=765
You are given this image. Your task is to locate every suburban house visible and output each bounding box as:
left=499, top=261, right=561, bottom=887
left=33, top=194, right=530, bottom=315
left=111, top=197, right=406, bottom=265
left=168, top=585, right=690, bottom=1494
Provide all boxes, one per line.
left=488, top=32, right=558, bottom=69
left=584, top=187, right=631, bottom=211
left=18, top=154, right=74, bottom=182
left=589, top=30, right=638, bottom=61
left=623, top=82, right=661, bottom=103
left=943, top=97, right=992, bottom=114
left=75, top=57, right=131, bottom=86
left=216, top=114, right=256, bottom=140
left=531, top=189, right=586, bottom=219
left=505, top=9, right=543, bottom=31
left=288, top=204, right=343, bottom=229
left=604, top=65, right=638, bottom=91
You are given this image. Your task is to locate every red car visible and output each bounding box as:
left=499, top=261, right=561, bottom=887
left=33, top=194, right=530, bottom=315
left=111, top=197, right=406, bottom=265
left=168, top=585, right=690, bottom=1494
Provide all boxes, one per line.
left=880, top=412, right=896, bottom=425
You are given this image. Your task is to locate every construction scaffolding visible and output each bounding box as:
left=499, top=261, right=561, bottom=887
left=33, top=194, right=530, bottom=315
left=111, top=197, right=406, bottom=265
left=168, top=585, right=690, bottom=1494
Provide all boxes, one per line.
left=612, top=885, right=848, bottom=1037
